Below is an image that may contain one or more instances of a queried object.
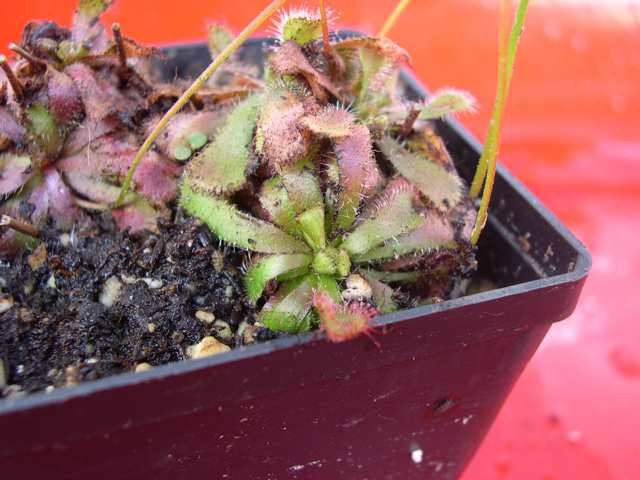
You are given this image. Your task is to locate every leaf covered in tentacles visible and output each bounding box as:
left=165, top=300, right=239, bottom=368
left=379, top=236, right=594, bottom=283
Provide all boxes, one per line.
left=244, top=253, right=312, bottom=303
left=312, top=291, right=378, bottom=342
left=256, top=90, right=310, bottom=170
left=184, top=94, right=263, bottom=195
left=353, top=209, right=457, bottom=263
left=341, top=178, right=422, bottom=257
left=1, top=0, right=198, bottom=250
left=334, top=36, right=410, bottom=118
left=268, top=40, right=341, bottom=101
left=180, top=183, right=310, bottom=254
left=274, top=8, right=324, bottom=46
left=419, top=88, right=477, bottom=120
left=208, top=24, right=234, bottom=58
left=258, top=168, right=323, bottom=236
left=46, top=68, right=86, bottom=124
left=378, top=135, right=464, bottom=211
left=71, top=0, right=113, bottom=53
left=2, top=0, right=481, bottom=344
left=301, top=106, right=382, bottom=230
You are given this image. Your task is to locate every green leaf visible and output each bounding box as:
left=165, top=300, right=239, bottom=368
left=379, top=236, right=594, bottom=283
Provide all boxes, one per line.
left=311, top=247, right=351, bottom=277
left=333, top=124, right=381, bottom=231
left=334, top=37, right=409, bottom=117
left=341, top=178, right=422, bottom=257
left=258, top=168, right=323, bottom=236
left=77, top=0, right=112, bottom=23
left=207, top=24, right=234, bottom=58
left=277, top=9, right=323, bottom=45
left=260, top=274, right=316, bottom=333
left=378, top=135, right=463, bottom=211
left=180, top=183, right=310, bottom=254
left=26, top=105, right=63, bottom=159
left=185, top=94, right=263, bottom=195
left=244, top=253, right=312, bottom=303
left=359, top=269, right=422, bottom=284
left=353, top=210, right=458, bottom=263
left=296, top=206, right=326, bottom=250
left=419, top=88, right=477, bottom=120
left=259, top=273, right=342, bottom=333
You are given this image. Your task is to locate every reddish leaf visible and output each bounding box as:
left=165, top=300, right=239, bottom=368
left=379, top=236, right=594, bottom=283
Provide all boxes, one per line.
left=354, top=208, right=457, bottom=263
left=312, top=292, right=378, bottom=342
left=148, top=110, right=228, bottom=160
left=58, top=133, right=181, bottom=203
left=334, top=37, right=410, bottom=66
left=112, top=197, right=166, bottom=233
left=333, top=124, right=382, bottom=229
left=71, top=0, right=112, bottom=50
left=133, top=151, right=181, bottom=203
left=42, top=167, right=83, bottom=229
left=0, top=107, right=26, bottom=145
left=46, top=68, right=85, bottom=124
left=62, top=117, right=114, bottom=156
left=65, top=63, right=143, bottom=123
left=256, top=91, right=310, bottom=170
left=269, top=40, right=341, bottom=101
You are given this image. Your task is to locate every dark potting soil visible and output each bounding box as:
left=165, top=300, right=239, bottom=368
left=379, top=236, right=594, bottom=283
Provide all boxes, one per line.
left=0, top=215, right=277, bottom=399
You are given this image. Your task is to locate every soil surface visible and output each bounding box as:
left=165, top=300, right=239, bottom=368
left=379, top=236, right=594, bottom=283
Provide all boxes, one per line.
left=0, top=215, right=278, bottom=399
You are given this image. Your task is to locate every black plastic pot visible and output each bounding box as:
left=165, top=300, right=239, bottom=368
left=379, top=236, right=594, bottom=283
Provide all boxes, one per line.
left=0, top=40, right=590, bottom=480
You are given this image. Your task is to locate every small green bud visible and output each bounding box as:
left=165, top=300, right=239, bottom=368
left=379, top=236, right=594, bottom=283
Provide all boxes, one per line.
left=312, top=249, right=336, bottom=275
left=297, top=206, right=326, bottom=251
left=187, top=131, right=208, bottom=151
left=173, top=144, right=192, bottom=161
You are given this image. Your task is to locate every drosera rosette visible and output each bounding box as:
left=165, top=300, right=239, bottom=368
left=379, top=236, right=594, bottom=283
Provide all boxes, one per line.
left=107, top=0, right=529, bottom=342
left=175, top=5, right=482, bottom=341
left=0, top=0, right=263, bottom=254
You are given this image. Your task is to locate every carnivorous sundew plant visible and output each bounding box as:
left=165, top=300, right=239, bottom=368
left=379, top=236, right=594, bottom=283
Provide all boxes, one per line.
left=0, top=0, right=529, bottom=342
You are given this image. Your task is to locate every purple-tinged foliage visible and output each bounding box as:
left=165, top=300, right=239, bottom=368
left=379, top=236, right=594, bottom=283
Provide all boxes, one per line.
left=180, top=6, right=478, bottom=339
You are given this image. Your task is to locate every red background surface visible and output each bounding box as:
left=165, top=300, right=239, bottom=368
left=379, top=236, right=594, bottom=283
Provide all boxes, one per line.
left=3, top=1, right=639, bottom=478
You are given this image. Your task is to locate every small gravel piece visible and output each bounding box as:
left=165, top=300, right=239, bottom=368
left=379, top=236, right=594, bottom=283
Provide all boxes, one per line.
left=0, top=294, right=13, bottom=313
left=135, top=362, right=152, bottom=373
left=99, top=276, right=123, bottom=307
left=0, top=359, right=6, bottom=388
left=187, top=336, right=231, bottom=359
left=212, top=320, right=233, bottom=341
left=342, top=273, right=373, bottom=301
left=195, top=310, right=215, bottom=324
left=142, top=278, right=163, bottom=289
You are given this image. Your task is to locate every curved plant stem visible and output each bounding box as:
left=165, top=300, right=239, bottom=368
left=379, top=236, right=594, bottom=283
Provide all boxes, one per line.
left=114, top=0, right=288, bottom=207
left=0, top=55, right=24, bottom=101
left=319, top=0, right=338, bottom=77
left=468, top=0, right=509, bottom=198
left=470, top=0, right=529, bottom=245
left=378, top=0, right=413, bottom=38
left=319, top=0, right=331, bottom=53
